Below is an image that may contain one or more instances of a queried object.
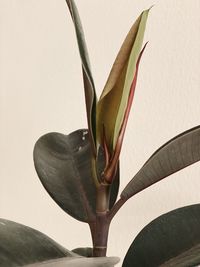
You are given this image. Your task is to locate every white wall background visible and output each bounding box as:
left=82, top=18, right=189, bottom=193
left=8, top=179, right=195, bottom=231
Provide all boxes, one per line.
left=0, top=0, right=200, bottom=266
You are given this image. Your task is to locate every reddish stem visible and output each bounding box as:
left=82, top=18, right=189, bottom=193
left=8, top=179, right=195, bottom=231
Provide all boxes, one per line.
left=89, top=215, right=110, bottom=257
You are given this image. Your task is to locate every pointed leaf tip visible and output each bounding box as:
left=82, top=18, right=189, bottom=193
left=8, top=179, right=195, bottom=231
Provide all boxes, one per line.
left=103, top=43, right=148, bottom=183
left=149, top=5, right=155, bottom=11
left=97, top=9, right=149, bottom=154
left=65, top=0, right=97, bottom=155
left=121, top=125, right=200, bottom=199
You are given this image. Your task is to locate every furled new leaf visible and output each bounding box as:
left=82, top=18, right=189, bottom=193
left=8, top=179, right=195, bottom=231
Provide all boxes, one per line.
left=102, top=44, right=147, bottom=183
left=97, top=9, right=149, bottom=152
left=65, top=0, right=96, bottom=154
left=121, top=125, right=200, bottom=199
left=0, top=219, right=74, bottom=267
left=122, top=204, right=200, bottom=267
left=33, top=129, right=119, bottom=223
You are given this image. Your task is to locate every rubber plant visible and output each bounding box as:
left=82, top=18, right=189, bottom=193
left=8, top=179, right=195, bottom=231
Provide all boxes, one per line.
left=1, top=1, right=200, bottom=267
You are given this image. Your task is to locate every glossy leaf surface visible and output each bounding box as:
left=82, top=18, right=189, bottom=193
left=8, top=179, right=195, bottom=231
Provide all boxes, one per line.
left=65, top=0, right=96, bottom=153
left=122, top=204, right=200, bottom=267
left=121, top=126, right=200, bottom=199
left=0, top=219, right=74, bottom=267
left=34, top=129, right=119, bottom=223
left=97, top=9, right=149, bottom=151
left=26, top=256, right=120, bottom=267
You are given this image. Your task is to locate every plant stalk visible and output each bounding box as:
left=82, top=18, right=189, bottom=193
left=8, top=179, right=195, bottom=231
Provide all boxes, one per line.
left=90, top=214, right=110, bottom=257
left=89, top=184, right=111, bottom=257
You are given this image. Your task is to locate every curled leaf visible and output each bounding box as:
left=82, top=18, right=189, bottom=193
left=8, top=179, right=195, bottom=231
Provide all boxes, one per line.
left=103, top=44, right=147, bottom=183
left=33, top=129, right=119, bottom=223
left=97, top=9, right=150, bottom=153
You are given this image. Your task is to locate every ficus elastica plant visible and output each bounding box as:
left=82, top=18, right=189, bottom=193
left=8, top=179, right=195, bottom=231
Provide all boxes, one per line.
left=1, top=1, right=200, bottom=267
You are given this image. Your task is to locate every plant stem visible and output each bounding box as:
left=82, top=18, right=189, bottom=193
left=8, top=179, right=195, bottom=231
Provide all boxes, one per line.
left=89, top=184, right=112, bottom=257
left=108, top=197, right=127, bottom=220
left=89, top=182, right=127, bottom=257
left=96, top=184, right=110, bottom=213
left=90, top=214, right=110, bottom=257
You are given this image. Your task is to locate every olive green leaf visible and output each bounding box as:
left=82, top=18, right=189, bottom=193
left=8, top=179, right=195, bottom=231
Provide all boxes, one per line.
left=0, top=218, right=75, bottom=267
left=33, top=129, right=119, bottom=223
left=102, top=44, right=147, bottom=184
left=97, top=9, right=150, bottom=152
left=122, top=204, right=200, bottom=267
left=121, top=126, right=200, bottom=199
left=65, top=0, right=96, bottom=154
left=26, top=256, right=120, bottom=267
left=0, top=218, right=119, bottom=267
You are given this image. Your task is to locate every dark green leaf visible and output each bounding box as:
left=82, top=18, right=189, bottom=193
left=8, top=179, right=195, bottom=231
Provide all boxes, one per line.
left=121, top=126, right=200, bottom=199
left=122, top=204, right=200, bottom=267
left=160, top=244, right=200, bottom=267
left=26, top=256, right=120, bottom=267
left=0, top=218, right=74, bottom=267
left=72, top=247, right=93, bottom=257
left=33, top=129, right=119, bottom=223
left=65, top=0, right=96, bottom=153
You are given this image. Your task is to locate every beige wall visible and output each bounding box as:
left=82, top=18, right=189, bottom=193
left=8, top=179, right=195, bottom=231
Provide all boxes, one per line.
left=0, top=0, right=200, bottom=265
